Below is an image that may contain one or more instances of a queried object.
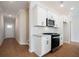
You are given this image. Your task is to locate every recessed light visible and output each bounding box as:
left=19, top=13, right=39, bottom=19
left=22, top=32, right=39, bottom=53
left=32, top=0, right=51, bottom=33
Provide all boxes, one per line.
left=60, top=4, right=64, bottom=7
left=9, top=1, right=14, bottom=2
left=8, top=14, right=12, bottom=17
left=70, top=7, right=74, bottom=10
left=9, top=1, right=15, bottom=3
left=7, top=24, right=12, bottom=28
left=60, top=1, right=64, bottom=7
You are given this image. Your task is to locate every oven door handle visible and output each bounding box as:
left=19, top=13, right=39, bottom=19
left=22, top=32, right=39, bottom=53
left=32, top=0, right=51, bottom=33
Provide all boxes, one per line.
left=53, top=37, right=59, bottom=38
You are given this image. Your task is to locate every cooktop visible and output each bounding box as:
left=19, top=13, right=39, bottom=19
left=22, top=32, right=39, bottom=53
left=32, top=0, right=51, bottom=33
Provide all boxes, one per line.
left=43, top=33, right=60, bottom=36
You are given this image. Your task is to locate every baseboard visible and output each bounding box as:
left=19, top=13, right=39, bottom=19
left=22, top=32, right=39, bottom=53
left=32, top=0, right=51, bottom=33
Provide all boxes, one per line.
left=4, top=38, right=16, bottom=39
left=0, top=39, right=4, bottom=46
left=29, top=48, right=34, bottom=53
left=16, top=39, right=28, bottom=45
left=0, top=42, right=2, bottom=46
left=18, top=42, right=28, bottom=45
left=63, top=41, right=71, bottom=44
left=71, top=41, right=79, bottom=44
left=71, top=40, right=79, bottom=43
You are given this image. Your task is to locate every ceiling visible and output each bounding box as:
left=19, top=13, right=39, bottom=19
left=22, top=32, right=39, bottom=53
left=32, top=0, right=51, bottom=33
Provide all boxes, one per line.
left=0, top=1, right=79, bottom=17
left=40, top=1, right=79, bottom=16
left=0, top=1, right=29, bottom=17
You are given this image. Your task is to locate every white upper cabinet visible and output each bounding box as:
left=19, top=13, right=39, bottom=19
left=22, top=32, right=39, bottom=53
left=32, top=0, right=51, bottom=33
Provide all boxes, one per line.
left=47, top=11, right=60, bottom=28
left=54, top=15, right=60, bottom=27
left=48, top=11, right=54, bottom=20
left=33, top=5, right=60, bottom=28
left=63, top=16, right=69, bottom=23
left=34, top=5, right=47, bottom=26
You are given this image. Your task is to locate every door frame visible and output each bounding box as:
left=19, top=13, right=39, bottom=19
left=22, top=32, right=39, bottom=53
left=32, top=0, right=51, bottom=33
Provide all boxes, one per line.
left=63, top=21, right=71, bottom=44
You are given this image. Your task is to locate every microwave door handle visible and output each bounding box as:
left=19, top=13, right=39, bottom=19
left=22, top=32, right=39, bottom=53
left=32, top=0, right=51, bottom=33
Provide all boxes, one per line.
left=46, top=18, right=48, bottom=26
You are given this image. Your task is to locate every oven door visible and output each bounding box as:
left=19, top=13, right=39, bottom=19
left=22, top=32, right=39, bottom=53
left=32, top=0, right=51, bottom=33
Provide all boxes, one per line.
left=51, top=37, right=60, bottom=49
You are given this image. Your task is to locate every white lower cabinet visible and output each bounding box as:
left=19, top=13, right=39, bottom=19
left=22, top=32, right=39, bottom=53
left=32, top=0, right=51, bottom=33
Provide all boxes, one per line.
left=34, top=35, right=51, bottom=56
left=41, top=35, right=51, bottom=56
left=60, top=35, right=63, bottom=46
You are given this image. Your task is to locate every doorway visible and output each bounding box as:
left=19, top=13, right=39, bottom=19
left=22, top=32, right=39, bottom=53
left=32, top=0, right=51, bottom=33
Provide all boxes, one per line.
left=4, top=16, right=15, bottom=39
left=63, top=21, right=71, bottom=44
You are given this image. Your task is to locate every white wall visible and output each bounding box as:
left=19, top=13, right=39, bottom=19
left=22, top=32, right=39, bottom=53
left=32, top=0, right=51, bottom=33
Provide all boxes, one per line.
left=71, top=14, right=79, bottom=42
left=0, top=14, right=4, bottom=45
left=16, top=8, right=29, bottom=45
left=29, top=2, right=36, bottom=52
left=16, top=15, right=20, bottom=43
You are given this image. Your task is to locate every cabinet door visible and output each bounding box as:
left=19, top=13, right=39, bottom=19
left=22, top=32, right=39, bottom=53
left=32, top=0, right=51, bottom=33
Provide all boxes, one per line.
left=37, top=6, right=47, bottom=26
left=53, top=14, right=59, bottom=27
left=33, top=36, right=42, bottom=56
left=55, top=16, right=59, bottom=27
left=60, top=35, right=63, bottom=46
left=42, top=35, right=51, bottom=55
left=48, top=11, right=54, bottom=19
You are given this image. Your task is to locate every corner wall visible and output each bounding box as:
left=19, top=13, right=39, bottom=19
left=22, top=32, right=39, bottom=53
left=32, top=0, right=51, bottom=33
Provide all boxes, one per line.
left=16, top=8, right=29, bottom=45
left=0, top=14, right=4, bottom=46
left=71, top=14, right=79, bottom=43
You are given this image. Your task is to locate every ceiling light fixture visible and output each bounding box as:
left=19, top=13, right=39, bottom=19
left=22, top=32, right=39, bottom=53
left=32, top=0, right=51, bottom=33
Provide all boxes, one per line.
left=7, top=24, right=12, bottom=28
left=9, top=1, right=14, bottom=2
left=60, top=1, right=64, bottom=7
left=9, top=1, right=15, bottom=3
left=60, top=4, right=64, bottom=7
left=8, top=14, right=12, bottom=17
left=70, top=7, right=74, bottom=10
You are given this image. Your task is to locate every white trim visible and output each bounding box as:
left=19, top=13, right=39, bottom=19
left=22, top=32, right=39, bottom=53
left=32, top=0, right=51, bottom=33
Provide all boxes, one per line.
left=16, top=39, right=28, bottom=45
left=0, top=39, right=4, bottom=46
left=70, top=41, right=79, bottom=46
left=18, top=42, right=28, bottom=45
left=29, top=48, right=34, bottom=53
left=71, top=40, right=79, bottom=43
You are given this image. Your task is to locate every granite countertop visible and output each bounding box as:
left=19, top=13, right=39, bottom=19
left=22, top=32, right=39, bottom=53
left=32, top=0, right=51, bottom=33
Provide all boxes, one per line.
left=33, top=34, right=43, bottom=37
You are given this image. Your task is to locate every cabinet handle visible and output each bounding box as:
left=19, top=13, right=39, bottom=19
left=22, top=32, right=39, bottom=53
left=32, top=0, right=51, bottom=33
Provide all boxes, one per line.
left=47, top=40, right=48, bottom=45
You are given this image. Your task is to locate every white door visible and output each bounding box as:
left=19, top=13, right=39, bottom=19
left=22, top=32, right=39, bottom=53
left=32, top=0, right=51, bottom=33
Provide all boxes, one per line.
left=4, top=16, right=15, bottom=38
left=63, top=22, right=71, bottom=43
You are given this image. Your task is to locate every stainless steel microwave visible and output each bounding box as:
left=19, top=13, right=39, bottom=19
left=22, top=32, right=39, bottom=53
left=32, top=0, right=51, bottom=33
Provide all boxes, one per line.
left=46, top=18, right=55, bottom=27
